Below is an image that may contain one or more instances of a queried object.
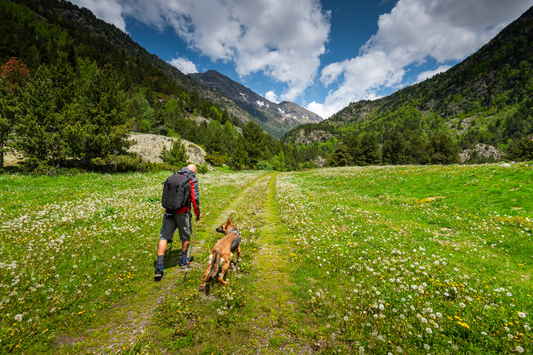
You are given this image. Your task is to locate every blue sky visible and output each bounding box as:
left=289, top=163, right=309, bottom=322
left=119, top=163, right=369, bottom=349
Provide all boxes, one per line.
left=71, top=0, right=532, bottom=119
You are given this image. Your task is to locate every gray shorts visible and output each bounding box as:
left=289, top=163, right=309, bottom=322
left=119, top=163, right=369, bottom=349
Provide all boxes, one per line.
left=159, top=212, right=192, bottom=242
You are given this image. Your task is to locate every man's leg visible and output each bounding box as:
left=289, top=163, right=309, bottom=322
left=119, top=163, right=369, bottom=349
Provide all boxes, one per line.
left=157, top=239, right=168, bottom=265
left=155, top=214, right=177, bottom=278
left=176, top=212, right=192, bottom=267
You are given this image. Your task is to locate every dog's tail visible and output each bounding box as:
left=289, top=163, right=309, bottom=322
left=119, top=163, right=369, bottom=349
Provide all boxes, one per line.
left=207, top=250, right=220, bottom=282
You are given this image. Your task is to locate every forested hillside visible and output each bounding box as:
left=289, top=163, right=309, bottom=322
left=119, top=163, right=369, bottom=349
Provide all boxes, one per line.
left=3, top=0, right=254, bottom=125
left=0, top=0, right=318, bottom=172
left=282, top=6, right=533, bottom=166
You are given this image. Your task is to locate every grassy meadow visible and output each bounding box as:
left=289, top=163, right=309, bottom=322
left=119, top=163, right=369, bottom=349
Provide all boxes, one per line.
left=279, top=163, right=533, bottom=354
left=0, top=163, right=532, bottom=354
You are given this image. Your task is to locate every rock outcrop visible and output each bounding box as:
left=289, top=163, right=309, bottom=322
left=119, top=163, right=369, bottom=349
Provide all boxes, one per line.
left=460, top=143, right=503, bottom=162
left=128, top=134, right=206, bottom=165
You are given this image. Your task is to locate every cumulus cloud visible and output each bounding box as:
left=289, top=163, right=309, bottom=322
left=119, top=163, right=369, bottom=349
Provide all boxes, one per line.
left=70, top=0, right=331, bottom=102
left=310, top=0, right=532, bottom=118
left=416, top=65, right=451, bottom=83
left=167, top=55, right=198, bottom=74
left=72, top=0, right=126, bottom=31
left=265, top=90, right=280, bottom=104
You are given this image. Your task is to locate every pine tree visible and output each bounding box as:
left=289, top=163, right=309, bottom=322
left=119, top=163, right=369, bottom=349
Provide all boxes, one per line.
left=404, top=131, right=428, bottom=164
left=242, top=121, right=266, bottom=166
left=507, top=137, right=533, bottom=161
left=207, top=124, right=227, bottom=154
left=160, top=138, right=188, bottom=167
left=343, top=134, right=359, bottom=165
left=382, top=130, right=406, bottom=165
left=427, top=133, right=460, bottom=165
left=359, top=133, right=381, bottom=165
left=1, top=57, right=29, bottom=94
left=0, top=78, right=16, bottom=169
left=80, top=65, right=132, bottom=166
left=229, top=136, right=249, bottom=170
left=327, top=143, right=351, bottom=167
left=14, top=54, right=83, bottom=168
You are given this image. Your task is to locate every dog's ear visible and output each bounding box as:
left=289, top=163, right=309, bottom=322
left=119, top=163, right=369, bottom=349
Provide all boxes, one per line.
left=228, top=217, right=233, bottom=224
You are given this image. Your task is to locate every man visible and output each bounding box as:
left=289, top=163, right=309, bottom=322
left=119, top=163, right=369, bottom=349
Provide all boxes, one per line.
left=155, top=164, right=201, bottom=279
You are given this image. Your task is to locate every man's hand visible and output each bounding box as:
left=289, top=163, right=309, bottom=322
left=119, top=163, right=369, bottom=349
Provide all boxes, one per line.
left=196, top=214, right=201, bottom=221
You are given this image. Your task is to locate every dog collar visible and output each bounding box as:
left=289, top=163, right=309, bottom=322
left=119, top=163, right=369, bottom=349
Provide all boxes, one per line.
left=227, top=227, right=241, bottom=236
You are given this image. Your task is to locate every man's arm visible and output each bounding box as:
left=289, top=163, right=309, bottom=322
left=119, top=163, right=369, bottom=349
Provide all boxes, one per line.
left=190, top=179, right=201, bottom=218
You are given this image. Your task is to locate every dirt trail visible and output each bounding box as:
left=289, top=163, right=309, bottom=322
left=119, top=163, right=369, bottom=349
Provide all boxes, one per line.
left=230, top=173, right=312, bottom=354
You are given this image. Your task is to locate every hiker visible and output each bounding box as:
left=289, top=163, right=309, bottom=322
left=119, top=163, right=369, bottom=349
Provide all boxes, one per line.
left=155, top=164, right=201, bottom=279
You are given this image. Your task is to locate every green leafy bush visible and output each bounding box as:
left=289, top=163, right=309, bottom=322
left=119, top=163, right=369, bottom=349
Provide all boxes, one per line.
left=256, top=160, right=273, bottom=170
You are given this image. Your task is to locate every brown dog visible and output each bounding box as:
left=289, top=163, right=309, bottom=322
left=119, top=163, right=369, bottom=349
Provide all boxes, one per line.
left=198, top=218, right=241, bottom=292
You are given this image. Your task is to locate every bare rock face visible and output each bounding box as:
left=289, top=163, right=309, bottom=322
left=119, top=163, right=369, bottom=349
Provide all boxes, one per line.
left=313, top=156, right=326, bottom=168
left=293, top=129, right=334, bottom=145
left=128, top=134, right=206, bottom=165
left=460, top=143, right=503, bottom=162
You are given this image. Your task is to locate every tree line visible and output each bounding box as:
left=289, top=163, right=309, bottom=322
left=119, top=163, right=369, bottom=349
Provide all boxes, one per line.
left=327, top=131, right=462, bottom=167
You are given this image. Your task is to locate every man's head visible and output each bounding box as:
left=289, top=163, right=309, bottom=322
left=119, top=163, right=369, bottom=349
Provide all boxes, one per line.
left=187, top=164, right=197, bottom=174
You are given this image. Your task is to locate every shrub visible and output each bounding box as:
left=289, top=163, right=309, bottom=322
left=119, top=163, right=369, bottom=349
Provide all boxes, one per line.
left=197, top=164, right=209, bottom=174
left=256, top=160, right=273, bottom=170
left=206, top=152, right=228, bottom=166
left=160, top=139, right=188, bottom=167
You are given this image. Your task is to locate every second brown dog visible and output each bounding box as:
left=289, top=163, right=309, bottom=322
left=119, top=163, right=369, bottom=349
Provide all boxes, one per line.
left=198, top=217, right=241, bottom=291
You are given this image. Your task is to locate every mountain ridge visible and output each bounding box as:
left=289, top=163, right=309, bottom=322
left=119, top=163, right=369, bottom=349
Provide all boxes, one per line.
left=189, top=70, right=322, bottom=138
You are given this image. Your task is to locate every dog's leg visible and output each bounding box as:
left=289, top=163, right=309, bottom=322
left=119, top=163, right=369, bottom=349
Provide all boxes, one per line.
left=218, top=258, right=231, bottom=285
left=237, top=245, right=241, bottom=263
left=199, top=266, right=211, bottom=291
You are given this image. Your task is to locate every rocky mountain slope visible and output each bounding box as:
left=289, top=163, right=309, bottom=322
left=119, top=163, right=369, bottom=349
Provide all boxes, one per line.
left=189, top=70, right=322, bottom=138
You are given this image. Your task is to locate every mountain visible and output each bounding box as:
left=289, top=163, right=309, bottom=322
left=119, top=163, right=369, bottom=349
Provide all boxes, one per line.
left=282, top=6, right=533, bottom=155
left=189, top=70, right=322, bottom=138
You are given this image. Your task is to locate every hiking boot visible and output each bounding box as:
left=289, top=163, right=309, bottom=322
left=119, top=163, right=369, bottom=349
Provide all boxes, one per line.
left=154, top=263, right=164, bottom=279
left=179, top=256, right=190, bottom=269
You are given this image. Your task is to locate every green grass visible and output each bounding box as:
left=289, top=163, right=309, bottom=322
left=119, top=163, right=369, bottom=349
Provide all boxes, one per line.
left=1, top=163, right=532, bottom=354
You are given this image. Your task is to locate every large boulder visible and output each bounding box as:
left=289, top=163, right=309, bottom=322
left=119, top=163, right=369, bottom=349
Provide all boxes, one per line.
left=128, top=134, right=206, bottom=166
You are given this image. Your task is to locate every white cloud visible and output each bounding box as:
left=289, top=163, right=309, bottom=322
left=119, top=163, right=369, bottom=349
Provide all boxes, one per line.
left=416, top=65, right=451, bottom=83
left=72, top=0, right=126, bottom=31
left=167, top=55, right=198, bottom=74
left=265, top=90, right=280, bottom=104
left=312, top=0, right=533, bottom=119
left=70, top=0, right=331, bottom=102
